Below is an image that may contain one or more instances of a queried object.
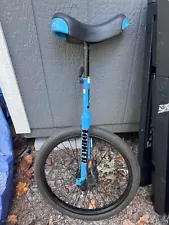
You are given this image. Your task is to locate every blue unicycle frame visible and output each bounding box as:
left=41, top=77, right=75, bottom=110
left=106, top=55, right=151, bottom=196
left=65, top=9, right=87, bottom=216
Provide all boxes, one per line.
left=75, top=43, right=91, bottom=187
left=51, top=17, right=129, bottom=188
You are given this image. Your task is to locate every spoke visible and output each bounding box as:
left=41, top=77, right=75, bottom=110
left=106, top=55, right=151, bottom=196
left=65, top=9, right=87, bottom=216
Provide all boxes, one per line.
left=58, top=159, right=76, bottom=177
left=56, top=177, right=74, bottom=183
left=86, top=193, right=95, bottom=209
left=91, top=189, right=97, bottom=208
left=45, top=166, right=55, bottom=177
left=98, top=149, right=110, bottom=166
left=70, top=186, right=79, bottom=205
left=96, top=184, right=106, bottom=207
left=100, top=183, right=113, bottom=202
left=68, top=139, right=78, bottom=162
left=83, top=191, right=88, bottom=208
left=118, top=182, right=128, bottom=189
left=65, top=158, right=77, bottom=171
left=116, top=165, right=128, bottom=170
left=75, top=138, right=79, bottom=164
left=45, top=136, right=132, bottom=212
left=53, top=171, right=71, bottom=201
left=74, top=191, right=81, bottom=207
left=75, top=137, right=78, bottom=150
left=56, top=145, right=77, bottom=161
left=61, top=142, right=78, bottom=163
left=107, top=178, right=124, bottom=200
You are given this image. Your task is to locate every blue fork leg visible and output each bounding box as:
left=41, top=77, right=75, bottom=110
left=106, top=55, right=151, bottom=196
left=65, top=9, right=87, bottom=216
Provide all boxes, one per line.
left=76, top=77, right=91, bottom=187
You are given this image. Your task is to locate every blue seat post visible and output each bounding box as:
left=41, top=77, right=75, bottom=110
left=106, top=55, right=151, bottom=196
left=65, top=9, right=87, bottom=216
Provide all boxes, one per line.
left=76, top=43, right=91, bottom=187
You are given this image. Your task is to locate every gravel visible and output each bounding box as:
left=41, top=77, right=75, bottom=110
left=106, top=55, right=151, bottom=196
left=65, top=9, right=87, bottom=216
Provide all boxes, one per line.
left=6, top=134, right=169, bottom=225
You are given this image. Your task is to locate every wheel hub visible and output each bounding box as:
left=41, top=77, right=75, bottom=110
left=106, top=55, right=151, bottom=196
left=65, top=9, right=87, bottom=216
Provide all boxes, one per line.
left=76, top=159, right=99, bottom=191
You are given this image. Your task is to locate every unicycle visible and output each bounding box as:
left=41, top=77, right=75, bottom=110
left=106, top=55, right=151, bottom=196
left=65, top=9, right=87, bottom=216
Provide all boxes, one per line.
left=35, top=12, right=140, bottom=221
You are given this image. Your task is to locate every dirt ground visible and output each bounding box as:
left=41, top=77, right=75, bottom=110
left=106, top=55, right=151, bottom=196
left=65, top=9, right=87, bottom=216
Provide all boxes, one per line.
left=5, top=134, right=169, bottom=225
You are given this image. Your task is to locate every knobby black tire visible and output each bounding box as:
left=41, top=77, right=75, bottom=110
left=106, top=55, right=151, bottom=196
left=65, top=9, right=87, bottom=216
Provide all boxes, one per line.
left=35, top=127, right=140, bottom=221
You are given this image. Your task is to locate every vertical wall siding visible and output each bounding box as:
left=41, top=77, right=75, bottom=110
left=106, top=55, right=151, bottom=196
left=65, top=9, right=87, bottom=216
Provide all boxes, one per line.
left=0, top=0, right=147, bottom=135
left=0, top=0, right=54, bottom=129
left=31, top=0, right=88, bottom=127
left=89, top=0, right=147, bottom=125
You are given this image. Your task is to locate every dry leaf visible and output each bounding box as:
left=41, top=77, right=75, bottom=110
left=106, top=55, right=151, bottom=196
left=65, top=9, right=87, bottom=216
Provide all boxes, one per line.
left=116, top=153, right=125, bottom=164
left=6, top=214, right=17, bottom=224
left=46, top=158, right=52, bottom=166
left=21, top=177, right=32, bottom=186
left=88, top=200, right=96, bottom=209
left=25, top=169, right=34, bottom=179
left=123, top=219, right=135, bottom=225
left=16, top=181, right=28, bottom=196
left=24, top=154, right=33, bottom=165
left=137, top=214, right=149, bottom=225
left=18, top=160, right=30, bottom=173
left=18, top=154, right=33, bottom=173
